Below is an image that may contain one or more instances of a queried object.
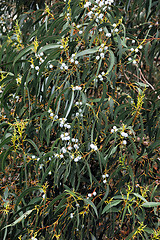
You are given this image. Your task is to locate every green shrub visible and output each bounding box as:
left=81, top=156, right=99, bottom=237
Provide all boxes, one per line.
left=0, top=0, right=160, bottom=239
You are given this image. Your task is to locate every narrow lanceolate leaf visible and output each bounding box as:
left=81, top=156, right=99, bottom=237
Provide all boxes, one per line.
left=76, top=47, right=99, bottom=58
left=84, top=199, right=98, bottom=217
left=102, top=200, right=122, bottom=214
left=107, top=50, right=115, bottom=73
left=37, top=44, right=61, bottom=53
left=13, top=45, right=33, bottom=65
left=142, top=202, right=160, bottom=208
left=133, top=193, right=148, bottom=203
left=65, top=90, right=74, bottom=118
left=15, top=186, right=42, bottom=210
left=2, top=209, right=33, bottom=229
left=24, top=139, right=41, bottom=156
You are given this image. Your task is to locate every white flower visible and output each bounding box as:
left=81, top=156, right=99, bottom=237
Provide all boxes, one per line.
left=99, top=1, right=104, bottom=7
left=121, top=132, right=128, bottom=137
left=128, top=57, right=132, bottom=61
left=74, top=144, right=79, bottom=149
left=35, top=66, right=39, bottom=71
left=39, top=164, right=44, bottom=169
left=61, top=147, right=67, bottom=153
left=114, top=28, right=118, bottom=32
left=103, top=179, right=107, bottom=184
left=54, top=115, right=58, bottom=120
left=130, top=48, right=134, bottom=51
left=96, top=56, right=100, bottom=60
left=68, top=146, right=72, bottom=151
left=75, top=60, right=79, bottom=65
left=135, top=48, right=138, bottom=52
left=98, top=13, right=104, bottom=19
left=90, top=143, right=98, bottom=151
left=60, top=132, right=70, bottom=141
left=122, top=140, right=127, bottom=145
left=133, top=60, right=137, bottom=64
left=32, top=155, right=36, bottom=159
left=64, top=123, right=71, bottom=129
left=60, top=63, right=68, bottom=70
left=79, top=30, right=83, bottom=34
left=100, top=53, right=105, bottom=58
left=106, top=32, right=111, bottom=37
left=74, top=156, right=81, bottom=162
left=72, top=86, right=82, bottom=91
left=31, top=237, right=37, bottom=240
left=87, top=11, right=93, bottom=17
left=98, top=74, right=102, bottom=78
left=111, top=126, right=118, bottom=133
left=49, top=64, right=53, bottom=68
left=113, top=23, right=116, bottom=27
left=84, top=1, right=91, bottom=8
left=48, top=171, right=52, bottom=175
left=132, top=40, right=135, bottom=43
left=93, top=191, right=97, bottom=196
left=139, top=45, right=143, bottom=49
left=70, top=213, right=74, bottom=218
left=88, top=193, right=92, bottom=197
left=50, top=113, right=54, bottom=117
left=99, top=47, right=103, bottom=52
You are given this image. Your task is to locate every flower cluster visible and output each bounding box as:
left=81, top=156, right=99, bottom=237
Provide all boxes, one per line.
left=60, top=62, right=68, bottom=70
left=102, top=173, right=109, bottom=183
left=84, top=0, right=114, bottom=23
left=48, top=109, right=58, bottom=121
left=70, top=54, right=79, bottom=65
left=90, top=143, right=98, bottom=151
left=72, top=86, right=82, bottom=91
left=60, top=132, right=70, bottom=141
left=110, top=126, right=118, bottom=133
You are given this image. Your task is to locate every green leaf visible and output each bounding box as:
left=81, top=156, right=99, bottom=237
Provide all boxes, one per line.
left=102, top=200, right=122, bottom=214
left=65, top=90, right=74, bottom=118
left=2, top=209, right=33, bottom=229
left=15, top=186, right=42, bottom=210
left=13, top=46, right=33, bottom=65
left=37, top=44, right=61, bottom=53
left=133, top=193, right=148, bottom=203
left=0, top=136, right=12, bottom=149
left=76, top=47, right=99, bottom=58
left=84, top=198, right=98, bottom=217
left=107, top=50, right=115, bottom=73
left=90, top=233, right=97, bottom=240
left=24, top=139, right=41, bottom=156
left=142, top=202, right=160, bottom=208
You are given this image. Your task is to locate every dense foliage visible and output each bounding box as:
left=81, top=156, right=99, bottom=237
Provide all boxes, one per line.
left=0, top=0, right=160, bottom=239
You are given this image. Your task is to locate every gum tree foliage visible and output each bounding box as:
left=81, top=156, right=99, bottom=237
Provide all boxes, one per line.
left=0, top=0, right=160, bottom=239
